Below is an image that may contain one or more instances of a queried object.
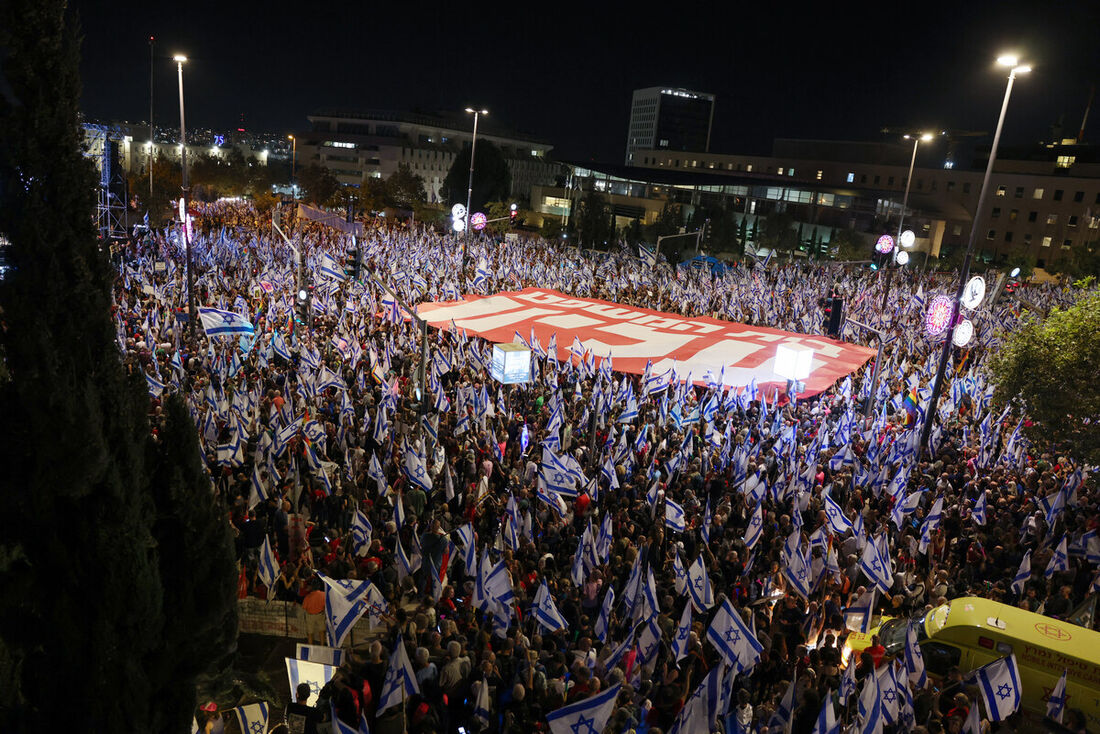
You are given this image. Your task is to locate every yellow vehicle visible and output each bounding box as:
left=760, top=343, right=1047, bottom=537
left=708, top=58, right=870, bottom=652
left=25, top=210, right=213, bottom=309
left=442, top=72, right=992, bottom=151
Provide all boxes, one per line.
left=844, top=597, right=1100, bottom=728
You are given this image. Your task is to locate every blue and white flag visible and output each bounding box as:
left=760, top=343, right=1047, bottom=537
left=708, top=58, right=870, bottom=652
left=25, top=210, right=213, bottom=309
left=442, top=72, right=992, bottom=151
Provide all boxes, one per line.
left=146, top=372, right=165, bottom=398
left=971, top=654, right=1022, bottom=721
left=972, top=491, right=987, bottom=526
left=1045, top=536, right=1069, bottom=577
left=546, top=683, right=622, bottom=734
left=376, top=635, right=420, bottom=715
left=198, top=307, right=255, bottom=337
left=1047, top=669, right=1067, bottom=723
left=319, top=252, right=346, bottom=281
left=403, top=445, right=433, bottom=492
left=839, top=656, right=858, bottom=702
left=322, top=581, right=367, bottom=649
left=1012, top=551, right=1031, bottom=595
left=905, top=621, right=927, bottom=689
left=330, top=702, right=371, bottom=734
left=231, top=703, right=269, bottom=734
left=665, top=498, right=687, bottom=533
left=285, top=657, right=336, bottom=706
left=858, top=669, right=882, bottom=734
left=811, top=693, right=840, bottom=734
left=877, top=662, right=900, bottom=725
left=844, top=588, right=876, bottom=633
left=295, top=643, right=345, bottom=667
left=595, top=586, right=614, bottom=643
left=706, top=599, right=762, bottom=672
left=473, top=678, right=491, bottom=730
left=859, top=535, right=892, bottom=593
left=531, top=581, right=569, bottom=633
left=671, top=600, right=693, bottom=662
left=687, top=555, right=714, bottom=612
left=745, top=502, right=764, bottom=550
left=257, top=535, right=280, bottom=595
left=766, top=679, right=796, bottom=734
left=823, top=492, right=851, bottom=535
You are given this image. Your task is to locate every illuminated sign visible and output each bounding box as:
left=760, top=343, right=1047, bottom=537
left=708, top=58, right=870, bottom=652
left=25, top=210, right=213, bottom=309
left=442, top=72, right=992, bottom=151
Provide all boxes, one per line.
left=961, top=276, right=986, bottom=310
left=471, top=212, right=487, bottom=231
left=490, top=343, right=531, bottom=384
left=924, top=295, right=955, bottom=338
left=875, top=234, right=895, bottom=254
left=953, top=319, right=973, bottom=347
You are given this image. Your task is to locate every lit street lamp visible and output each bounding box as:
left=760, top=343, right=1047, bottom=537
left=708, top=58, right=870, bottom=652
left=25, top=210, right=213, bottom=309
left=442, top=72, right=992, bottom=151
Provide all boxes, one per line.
left=461, top=107, right=488, bottom=290
left=287, top=134, right=296, bottom=189
left=173, top=54, right=197, bottom=337
left=881, top=132, right=933, bottom=311
left=920, top=55, right=1030, bottom=457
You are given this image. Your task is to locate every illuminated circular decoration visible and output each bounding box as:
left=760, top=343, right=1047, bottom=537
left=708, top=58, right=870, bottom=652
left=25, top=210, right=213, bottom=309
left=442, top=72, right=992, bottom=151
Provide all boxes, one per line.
left=451, top=218, right=465, bottom=233
left=451, top=203, right=467, bottom=220
left=953, top=318, right=974, bottom=347
left=961, top=276, right=986, bottom=310
left=924, top=295, right=955, bottom=337
left=900, top=230, right=916, bottom=248
left=876, top=234, right=895, bottom=254
left=895, top=250, right=910, bottom=265
left=470, top=212, right=488, bottom=231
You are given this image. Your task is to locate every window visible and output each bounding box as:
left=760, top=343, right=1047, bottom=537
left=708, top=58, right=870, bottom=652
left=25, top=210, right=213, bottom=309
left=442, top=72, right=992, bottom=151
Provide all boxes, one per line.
left=963, top=183, right=971, bottom=194
left=788, top=168, right=795, bottom=177
left=1069, top=215, right=1078, bottom=228
left=1062, top=239, right=1072, bottom=249
left=1047, top=214, right=1058, bottom=225
left=1004, top=231, right=1013, bottom=243
left=996, top=185, right=1007, bottom=197
left=1056, top=155, right=1075, bottom=168
left=1023, top=233, right=1032, bottom=245
left=874, top=175, right=881, bottom=185
left=1095, top=192, right=1100, bottom=205
left=746, top=164, right=753, bottom=172
left=1009, top=209, right=1018, bottom=221
left=861, top=174, right=868, bottom=184
left=952, top=224, right=962, bottom=236
left=846, top=172, right=854, bottom=183
left=1074, top=191, right=1084, bottom=203
left=947, top=181, right=955, bottom=191
left=1028, top=211, right=1037, bottom=222
left=991, top=207, right=1001, bottom=218
left=888, top=176, right=895, bottom=186
left=777, top=167, right=784, bottom=175
left=923, top=642, right=962, bottom=677
left=987, top=229, right=996, bottom=240
left=1042, top=236, right=1052, bottom=247
left=1033, top=187, right=1044, bottom=199
left=1054, top=189, right=1064, bottom=201
left=1015, top=186, right=1024, bottom=198
left=817, top=170, right=824, bottom=180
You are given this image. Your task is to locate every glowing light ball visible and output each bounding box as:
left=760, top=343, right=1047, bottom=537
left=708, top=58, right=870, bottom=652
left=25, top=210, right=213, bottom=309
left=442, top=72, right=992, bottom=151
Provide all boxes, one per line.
left=875, top=234, right=895, bottom=254
left=900, top=230, right=916, bottom=248
left=953, top=319, right=974, bottom=347
left=895, top=250, right=910, bottom=265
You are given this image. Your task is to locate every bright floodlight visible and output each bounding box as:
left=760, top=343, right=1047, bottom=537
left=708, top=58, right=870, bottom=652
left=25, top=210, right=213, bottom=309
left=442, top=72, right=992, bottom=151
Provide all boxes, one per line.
left=775, top=343, right=814, bottom=381
left=173, top=54, right=187, bottom=63
left=997, top=55, right=1019, bottom=67
left=1010, top=267, right=1021, bottom=277
left=1014, top=65, right=1032, bottom=74
left=920, top=133, right=934, bottom=141
left=287, top=134, right=294, bottom=140
left=465, top=107, right=488, bottom=114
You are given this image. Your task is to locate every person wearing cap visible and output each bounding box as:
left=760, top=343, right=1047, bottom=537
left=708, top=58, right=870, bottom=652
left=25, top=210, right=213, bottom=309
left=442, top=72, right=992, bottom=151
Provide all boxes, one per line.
left=198, top=702, right=224, bottom=734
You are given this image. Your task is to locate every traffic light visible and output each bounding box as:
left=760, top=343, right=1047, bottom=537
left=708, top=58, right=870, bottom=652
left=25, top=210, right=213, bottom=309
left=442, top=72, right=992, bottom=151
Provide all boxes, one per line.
left=345, top=249, right=361, bottom=280
left=509, top=202, right=518, bottom=224
left=824, top=292, right=844, bottom=337
left=297, top=285, right=311, bottom=324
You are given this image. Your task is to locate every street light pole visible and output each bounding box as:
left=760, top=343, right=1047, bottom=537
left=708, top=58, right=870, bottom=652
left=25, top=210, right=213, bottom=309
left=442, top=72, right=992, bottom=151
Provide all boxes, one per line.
left=920, top=56, right=1030, bottom=459
left=288, top=134, right=296, bottom=189
left=881, top=132, right=932, bottom=312
left=174, top=54, right=196, bottom=338
left=149, top=36, right=154, bottom=206
left=461, top=107, right=487, bottom=291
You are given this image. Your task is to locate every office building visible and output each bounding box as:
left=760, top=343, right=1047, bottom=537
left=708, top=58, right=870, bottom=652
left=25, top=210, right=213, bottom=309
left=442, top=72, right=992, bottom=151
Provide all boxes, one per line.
left=625, top=87, right=715, bottom=165
left=296, top=109, right=557, bottom=204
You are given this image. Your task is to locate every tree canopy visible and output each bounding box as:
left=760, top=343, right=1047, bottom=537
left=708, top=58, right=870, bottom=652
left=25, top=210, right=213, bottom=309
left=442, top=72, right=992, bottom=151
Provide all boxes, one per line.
left=442, top=140, right=511, bottom=211
left=987, top=290, right=1100, bottom=465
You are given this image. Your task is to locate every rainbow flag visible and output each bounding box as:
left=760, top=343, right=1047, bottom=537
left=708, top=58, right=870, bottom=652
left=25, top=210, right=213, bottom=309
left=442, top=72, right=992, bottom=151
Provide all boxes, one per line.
left=903, top=387, right=919, bottom=427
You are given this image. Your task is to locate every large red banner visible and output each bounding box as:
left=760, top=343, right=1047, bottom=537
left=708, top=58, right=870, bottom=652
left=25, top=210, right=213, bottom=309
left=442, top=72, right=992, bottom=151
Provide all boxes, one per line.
left=417, top=288, right=875, bottom=397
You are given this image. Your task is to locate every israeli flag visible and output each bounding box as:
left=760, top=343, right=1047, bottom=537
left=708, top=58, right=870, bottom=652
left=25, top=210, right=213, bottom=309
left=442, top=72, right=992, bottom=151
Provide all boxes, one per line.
left=665, top=498, right=687, bottom=533
left=971, top=654, right=1022, bottom=721
left=823, top=491, right=852, bottom=535
left=319, top=252, right=346, bottom=281
left=745, top=502, right=764, bottom=550
left=403, top=445, right=433, bottom=492
left=767, top=678, right=796, bottom=734
left=231, top=703, right=269, bottom=734
left=687, top=555, right=714, bottom=612
left=904, top=621, right=926, bottom=689
left=1047, top=669, right=1068, bottom=723
left=285, top=657, right=336, bottom=706
left=595, top=586, right=614, bottom=643
left=1011, top=550, right=1031, bottom=595
left=706, top=598, right=762, bottom=672
left=876, top=662, right=900, bottom=725
left=545, top=683, right=622, bottom=734
left=972, top=491, right=987, bottom=526
left=376, top=634, right=420, bottom=715
left=811, top=693, right=840, bottom=734
left=295, top=643, right=344, bottom=667
left=146, top=372, right=166, bottom=398
left=858, top=670, right=882, bottom=734
left=671, top=600, right=693, bottom=662
left=198, top=307, right=255, bottom=337
left=839, top=656, right=858, bottom=702
left=844, top=588, right=876, bottom=633
left=323, top=584, right=367, bottom=649
left=1045, top=536, right=1069, bottom=577
left=531, top=581, right=569, bottom=633
left=351, top=510, right=372, bottom=557
left=257, top=535, right=279, bottom=595
left=859, top=535, right=892, bottom=593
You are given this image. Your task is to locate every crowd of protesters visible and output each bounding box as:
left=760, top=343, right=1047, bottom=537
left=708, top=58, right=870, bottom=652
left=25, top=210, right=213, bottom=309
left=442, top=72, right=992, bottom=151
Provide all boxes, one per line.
left=116, top=202, right=1097, bottom=734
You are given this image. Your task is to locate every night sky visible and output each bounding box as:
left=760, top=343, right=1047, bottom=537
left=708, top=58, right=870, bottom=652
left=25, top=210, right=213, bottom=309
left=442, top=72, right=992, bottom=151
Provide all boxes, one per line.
left=72, top=0, right=1100, bottom=162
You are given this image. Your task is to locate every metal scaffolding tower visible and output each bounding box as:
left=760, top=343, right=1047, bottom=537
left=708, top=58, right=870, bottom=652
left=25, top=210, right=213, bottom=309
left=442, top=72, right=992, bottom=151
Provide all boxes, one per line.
left=83, top=123, right=129, bottom=241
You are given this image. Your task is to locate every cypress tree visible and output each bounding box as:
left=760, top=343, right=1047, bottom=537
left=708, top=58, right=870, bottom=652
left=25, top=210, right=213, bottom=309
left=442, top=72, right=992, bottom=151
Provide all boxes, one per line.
left=0, top=2, right=236, bottom=731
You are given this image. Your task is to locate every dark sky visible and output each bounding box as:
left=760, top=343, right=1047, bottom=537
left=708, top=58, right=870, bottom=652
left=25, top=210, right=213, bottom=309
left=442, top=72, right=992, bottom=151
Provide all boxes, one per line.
left=72, top=0, right=1100, bottom=161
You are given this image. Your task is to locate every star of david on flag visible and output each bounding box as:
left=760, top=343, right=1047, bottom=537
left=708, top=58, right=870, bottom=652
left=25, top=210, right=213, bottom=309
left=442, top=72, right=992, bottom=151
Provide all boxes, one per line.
left=231, top=702, right=270, bottom=734
left=706, top=598, right=762, bottom=672
left=198, top=306, right=255, bottom=337
left=970, top=654, right=1022, bottom=721
left=285, top=657, right=336, bottom=706
left=545, top=682, right=622, bottom=734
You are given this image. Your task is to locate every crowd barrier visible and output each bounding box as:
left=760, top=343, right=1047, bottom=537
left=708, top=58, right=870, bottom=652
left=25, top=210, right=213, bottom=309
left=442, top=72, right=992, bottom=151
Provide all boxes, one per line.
left=237, top=598, right=383, bottom=647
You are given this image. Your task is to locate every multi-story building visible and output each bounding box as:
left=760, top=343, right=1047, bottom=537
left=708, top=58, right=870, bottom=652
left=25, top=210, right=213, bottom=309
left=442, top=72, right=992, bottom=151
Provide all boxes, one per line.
left=626, top=138, right=1100, bottom=269
left=625, top=87, right=715, bottom=165
left=296, top=109, right=558, bottom=204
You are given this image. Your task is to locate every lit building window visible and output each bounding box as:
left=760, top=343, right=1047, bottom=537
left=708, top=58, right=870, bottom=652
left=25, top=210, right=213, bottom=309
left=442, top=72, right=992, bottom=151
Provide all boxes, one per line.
left=1056, top=155, right=1075, bottom=168
left=1033, top=188, right=1044, bottom=199
left=996, top=185, right=1006, bottom=197
left=777, top=167, right=784, bottom=175
left=746, top=164, right=753, bottom=172
left=846, top=172, right=854, bottom=183
left=816, top=170, right=823, bottom=180
left=788, top=168, right=795, bottom=176
left=1041, top=236, right=1052, bottom=247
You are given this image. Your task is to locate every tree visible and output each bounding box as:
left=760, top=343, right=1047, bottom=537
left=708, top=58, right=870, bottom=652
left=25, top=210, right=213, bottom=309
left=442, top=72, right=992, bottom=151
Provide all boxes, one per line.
left=297, top=163, right=340, bottom=205
left=0, top=3, right=236, bottom=730
left=654, top=200, right=681, bottom=239
left=1056, top=241, right=1100, bottom=279
left=756, top=210, right=799, bottom=256
left=441, top=140, right=511, bottom=211
left=385, top=163, right=427, bottom=210
left=574, top=189, right=615, bottom=248
left=830, top=228, right=868, bottom=261
left=987, top=290, right=1100, bottom=465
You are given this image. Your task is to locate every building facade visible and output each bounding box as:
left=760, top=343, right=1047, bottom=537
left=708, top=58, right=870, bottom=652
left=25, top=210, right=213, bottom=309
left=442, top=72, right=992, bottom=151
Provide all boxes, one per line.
left=628, top=139, right=1100, bottom=269
left=296, top=110, right=558, bottom=204
left=625, top=87, right=715, bottom=165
